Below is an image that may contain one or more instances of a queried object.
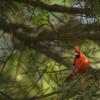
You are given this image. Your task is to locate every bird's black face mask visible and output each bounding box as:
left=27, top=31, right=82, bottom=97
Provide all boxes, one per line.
left=75, top=51, right=80, bottom=58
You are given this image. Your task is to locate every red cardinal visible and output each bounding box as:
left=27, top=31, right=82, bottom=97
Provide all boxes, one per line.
left=67, top=47, right=89, bottom=79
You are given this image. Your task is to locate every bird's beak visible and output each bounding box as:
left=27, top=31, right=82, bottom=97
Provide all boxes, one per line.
left=74, top=52, right=79, bottom=56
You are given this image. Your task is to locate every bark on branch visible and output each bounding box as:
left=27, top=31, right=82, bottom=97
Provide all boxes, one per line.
left=0, top=20, right=72, bottom=67
left=25, top=91, right=61, bottom=100
left=13, top=0, right=92, bottom=15
left=0, top=21, right=100, bottom=67
left=0, top=19, right=100, bottom=42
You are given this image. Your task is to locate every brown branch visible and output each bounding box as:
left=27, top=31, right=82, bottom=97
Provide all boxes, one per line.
left=25, top=91, right=61, bottom=100
left=0, top=91, right=13, bottom=100
left=0, top=20, right=100, bottom=42
left=13, top=0, right=92, bottom=15
left=30, top=43, right=72, bottom=67
left=0, top=20, right=72, bottom=66
left=0, top=21, right=100, bottom=67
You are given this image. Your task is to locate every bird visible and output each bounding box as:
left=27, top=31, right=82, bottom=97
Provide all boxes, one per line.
left=66, top=47, right=89, bottom=79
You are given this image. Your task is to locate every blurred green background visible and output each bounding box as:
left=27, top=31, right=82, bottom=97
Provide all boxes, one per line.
left=0, top=0, right=100, bottom=100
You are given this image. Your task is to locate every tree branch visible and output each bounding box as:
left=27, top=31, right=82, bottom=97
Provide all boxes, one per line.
left=0, top=21, right=73, bottom=67
left=0, top=21, right=100, bottom=67
left=13, top=0, right=92, bottom=15
left=0, top=20, right=100, bottom=43
left=24, top=91, right=61, bottom=100
left=0, top=91, right=13, bottom=100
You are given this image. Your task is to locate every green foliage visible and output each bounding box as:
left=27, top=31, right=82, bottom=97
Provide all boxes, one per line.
left=0, top=0, right=100, bottom=100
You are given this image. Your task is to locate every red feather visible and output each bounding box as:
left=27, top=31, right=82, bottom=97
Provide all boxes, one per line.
left=67, top=48, right=89, bottom=78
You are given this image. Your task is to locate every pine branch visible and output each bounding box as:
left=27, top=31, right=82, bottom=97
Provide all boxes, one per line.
left=13, top=0, right=92, bottom=15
